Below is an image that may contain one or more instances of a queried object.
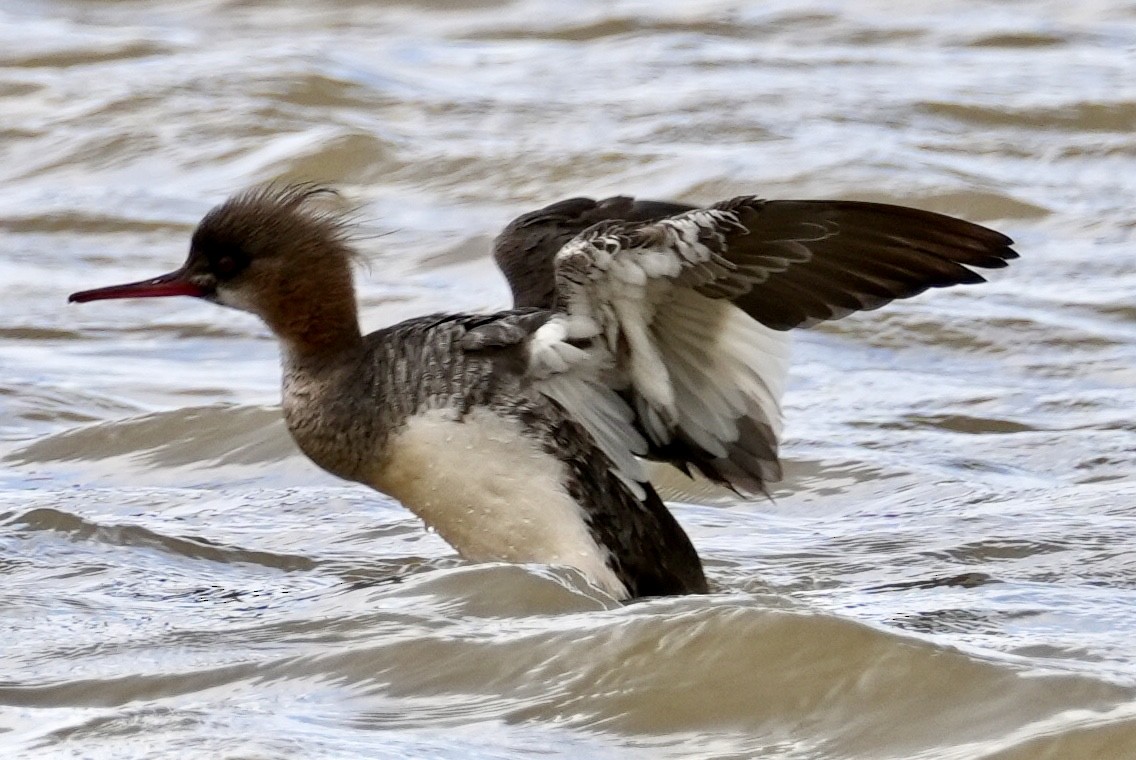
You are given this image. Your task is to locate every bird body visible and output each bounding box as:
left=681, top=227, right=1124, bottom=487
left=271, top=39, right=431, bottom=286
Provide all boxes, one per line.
left=277, top=310, right=706, bottom=598
left=70, top=185, right=1017, bottom=600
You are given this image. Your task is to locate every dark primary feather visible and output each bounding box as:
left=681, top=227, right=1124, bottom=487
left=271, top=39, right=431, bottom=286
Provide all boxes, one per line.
left=702, top=197, right=1018, bottom=330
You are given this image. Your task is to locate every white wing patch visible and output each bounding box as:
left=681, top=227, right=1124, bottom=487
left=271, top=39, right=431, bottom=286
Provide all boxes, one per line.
left=653, top=289, right=789, bottom=451
left=528, top=315, right=648, bottom=498
left=532, top=207, right=791, bottom=492
left=527, top=319, right=591, bottom=377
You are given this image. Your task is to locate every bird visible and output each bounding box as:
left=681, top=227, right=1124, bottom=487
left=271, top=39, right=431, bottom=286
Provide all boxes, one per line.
left=69, top=184, right=1017, bottom=600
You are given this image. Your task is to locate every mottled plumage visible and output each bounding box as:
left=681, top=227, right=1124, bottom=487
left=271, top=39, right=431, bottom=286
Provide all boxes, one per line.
left=70, top=185, right=1017, bottom=601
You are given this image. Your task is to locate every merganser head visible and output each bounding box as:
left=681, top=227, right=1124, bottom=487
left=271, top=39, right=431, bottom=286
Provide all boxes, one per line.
left=70, top=184, right=362, bottom=353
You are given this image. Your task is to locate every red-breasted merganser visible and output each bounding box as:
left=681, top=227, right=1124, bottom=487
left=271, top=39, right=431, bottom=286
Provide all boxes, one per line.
left=69, top=185, right=1017, bottom=600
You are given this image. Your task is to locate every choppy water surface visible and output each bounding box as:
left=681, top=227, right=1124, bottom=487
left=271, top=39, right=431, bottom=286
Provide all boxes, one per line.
left=3, top=1, right=1136, bottom=758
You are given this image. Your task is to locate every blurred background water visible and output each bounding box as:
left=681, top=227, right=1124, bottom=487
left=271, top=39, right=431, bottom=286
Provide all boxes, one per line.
left=2, top=1, right=1136, bottom=758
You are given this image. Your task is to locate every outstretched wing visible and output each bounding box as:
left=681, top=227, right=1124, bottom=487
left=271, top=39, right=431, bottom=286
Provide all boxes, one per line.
left=671, top=198, right=1017, bottom=330
left=532, top=196, right=1017, bottom=494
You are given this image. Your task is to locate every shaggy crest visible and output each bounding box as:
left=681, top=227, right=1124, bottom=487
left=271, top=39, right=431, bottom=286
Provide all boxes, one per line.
left=192, top=183, right=364, bottom=268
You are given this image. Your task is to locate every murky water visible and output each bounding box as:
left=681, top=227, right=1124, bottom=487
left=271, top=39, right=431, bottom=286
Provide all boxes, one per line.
left=3, top=1, right=1136, bottom=757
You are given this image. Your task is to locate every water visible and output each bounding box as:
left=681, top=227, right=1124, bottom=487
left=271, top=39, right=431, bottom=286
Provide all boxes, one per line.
left=3, top=1, right=1136, bottom=757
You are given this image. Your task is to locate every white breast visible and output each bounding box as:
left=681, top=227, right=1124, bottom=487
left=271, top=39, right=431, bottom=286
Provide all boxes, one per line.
left=366, top=406, right=628, bottom=599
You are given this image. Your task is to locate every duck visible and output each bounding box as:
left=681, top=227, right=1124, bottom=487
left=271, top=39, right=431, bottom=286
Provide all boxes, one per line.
left=69, top=184, right=1017, bottom=600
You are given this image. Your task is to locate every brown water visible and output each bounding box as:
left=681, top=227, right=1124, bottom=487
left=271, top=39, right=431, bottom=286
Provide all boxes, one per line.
left=3, top=1, right=1136, bottom=758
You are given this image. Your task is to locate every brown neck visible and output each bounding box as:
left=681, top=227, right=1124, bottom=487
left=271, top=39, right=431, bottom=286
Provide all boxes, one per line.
left=265, top=268, right=363, bottom=363
left=279, top=300, right=362, bottom=362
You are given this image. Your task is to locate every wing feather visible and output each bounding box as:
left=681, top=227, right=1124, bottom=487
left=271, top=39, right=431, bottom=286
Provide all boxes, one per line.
left=516, top=196, right=1015, bottom=494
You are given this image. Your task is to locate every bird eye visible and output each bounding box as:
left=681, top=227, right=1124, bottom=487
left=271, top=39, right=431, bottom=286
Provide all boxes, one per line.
left=211, top=252, right=246, bottom=279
